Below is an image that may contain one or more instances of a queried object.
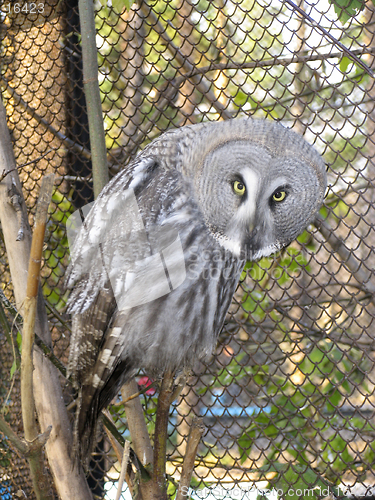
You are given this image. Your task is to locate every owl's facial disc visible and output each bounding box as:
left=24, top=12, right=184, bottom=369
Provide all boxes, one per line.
left=198, top=140, right=324, bottom=262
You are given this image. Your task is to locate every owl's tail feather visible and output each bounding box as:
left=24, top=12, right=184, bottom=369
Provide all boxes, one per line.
left=72, top=359, right=136, bottom=468
left=72, top=387, right=101, bottom=470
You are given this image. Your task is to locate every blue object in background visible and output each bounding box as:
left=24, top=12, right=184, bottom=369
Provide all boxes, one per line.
left=0, top=481, right=11, bottom=500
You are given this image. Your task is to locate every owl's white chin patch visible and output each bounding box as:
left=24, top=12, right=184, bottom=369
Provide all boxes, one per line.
left=251, top=244, right=281, bottom=261
left=215, top=234, right=243, bottom=257
left=215, top=238, right=281, bottom=261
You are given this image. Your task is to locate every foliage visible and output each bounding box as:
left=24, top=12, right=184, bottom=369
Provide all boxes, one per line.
left=1, top=0, right=372, bottom=495
left=42, top=189, right=74, bottom=310
left=97, top=0, right=136, bottom=14
left=234, top=230, right=373, bottom=487
left=328, top=0, right=366, bottom=24
left=88, top=0, right=375, bottom=495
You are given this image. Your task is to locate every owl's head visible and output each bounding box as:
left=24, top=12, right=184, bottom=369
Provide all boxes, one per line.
left=171, top=119, right=327, bottom=260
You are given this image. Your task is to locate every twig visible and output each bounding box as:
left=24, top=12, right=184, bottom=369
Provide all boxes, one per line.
left=315, top=214, right=375, bottom=297
left=102, top=410, right=125, bottom=455
left=19, top=148, right=63, bottom=169
left=0, top=414, right=28, bottom=455
left=175, top=418, right=205, bottom=500
left=0, top=168, right=15, bottom=183
left=0, top=77, right=91, bottom=160
left=21, top=174, right=55, bottom=500
left=115, top=440, right=131, bottom=500
left=283, top=0, right=375, bottom=78
left=121, top=381, right=154, bottom=500
left=168, top=47, right=375, bottom=90
left=112, top=381, right=157, bottom=405
left=44, top=301, right=72, bottom=333
left=153, top=371, right=175, bottom=500
left=0, top=416, right=51, bottom=472
left=34, top=334, right=68, bottom=378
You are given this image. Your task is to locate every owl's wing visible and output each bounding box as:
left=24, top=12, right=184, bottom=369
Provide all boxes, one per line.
left=66, top=154, right=192, bottom=461
left=66, top=155, right=158, bottom=315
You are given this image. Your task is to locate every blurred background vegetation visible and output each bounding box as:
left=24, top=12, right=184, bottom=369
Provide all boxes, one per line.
left=1, top=0, right=375, bottom=498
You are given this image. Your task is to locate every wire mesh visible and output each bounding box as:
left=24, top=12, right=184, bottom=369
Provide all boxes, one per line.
left=0, top=0, right=375, bottom=498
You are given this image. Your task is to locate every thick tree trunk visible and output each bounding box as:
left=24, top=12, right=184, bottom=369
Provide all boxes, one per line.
left=0, top=98, right=93, bottom=499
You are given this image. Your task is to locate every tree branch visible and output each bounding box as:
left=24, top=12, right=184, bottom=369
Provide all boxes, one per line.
left=175, top=418, right=205, bottom=500
left=168, top=47, right=375, bottom=90
left=315, top=214, right=375, bottom=298
left=283, top=0, right=375, bottom=77
left=0, top=96, right=93, bottom=499
left=0, top=414, right=28, bottom=455
left=121, top=381, right=154, bottom=500
left=21, top=174, right=55, bottom=499
left=153, top=371, right=175, bottom=500
left=78, top=0, right=109, bottom=197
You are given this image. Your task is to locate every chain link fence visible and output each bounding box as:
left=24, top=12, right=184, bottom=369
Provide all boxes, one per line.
left=1, top=0, right=375, bottom=498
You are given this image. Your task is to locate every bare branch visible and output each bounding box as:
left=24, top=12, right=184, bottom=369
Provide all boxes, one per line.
left=170, top=47, right=375, bottom=89
left=153, top=371, right=175, bottom=500
left=315, top=214, right=375, bottom=297
left=175, top=418, right=205, bottom=500
left=0, top=96, right=93, bottom=499
left=21, top=174, right=55, bottom=499
left=33, top=334, right=68, bottom=378
left=0, top=414, right=28, bottom=455
left=121, top=381, right=154, bottom=500
left=283, top=0, right=374, bottom=77
left=115, top=440, right=131, bottom=500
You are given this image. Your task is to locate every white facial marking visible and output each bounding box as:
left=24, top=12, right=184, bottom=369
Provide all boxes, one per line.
left=239, top=168, right=259, bottom=230
left=221, top=169, right=259, bottom=254
left=225, top=169, right=259, bottom=246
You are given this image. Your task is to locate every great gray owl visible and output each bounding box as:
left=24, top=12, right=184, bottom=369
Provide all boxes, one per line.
left=66, top=118, right=326, bottom=460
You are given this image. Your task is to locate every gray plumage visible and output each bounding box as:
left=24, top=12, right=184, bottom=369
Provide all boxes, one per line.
left=66, top=118, right=326, bottom=460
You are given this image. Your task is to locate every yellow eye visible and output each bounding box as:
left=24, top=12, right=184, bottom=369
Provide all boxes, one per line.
left=272, top=190, right=286, bottom=202
left=233, top=180, right=246, bottom=196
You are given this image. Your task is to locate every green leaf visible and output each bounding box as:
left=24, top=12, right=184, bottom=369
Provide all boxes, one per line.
left=327, top=385, right=342, bottom=409
left=9, top=358, right=18, bottom=380
left=145, top=407, right=157, bottom=415
left=267, top=462, right=334, bottom=499
left=329, top=0, right=365, bottom=24
left=108, top=0, right=136, bottom=12
left=17, top=331, right=22, bottom=353
left=340, top=56, right=351, bottom=73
